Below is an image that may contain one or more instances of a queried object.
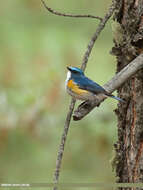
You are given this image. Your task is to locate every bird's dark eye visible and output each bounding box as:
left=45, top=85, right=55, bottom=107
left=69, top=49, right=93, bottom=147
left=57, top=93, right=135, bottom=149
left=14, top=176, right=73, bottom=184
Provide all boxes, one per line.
left=72, top=70, right=78, bottom=73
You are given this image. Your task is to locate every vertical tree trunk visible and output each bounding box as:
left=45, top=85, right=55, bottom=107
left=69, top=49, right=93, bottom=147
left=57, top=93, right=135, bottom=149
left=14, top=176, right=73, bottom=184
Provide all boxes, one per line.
left=112, top=0, right=143, bottom=184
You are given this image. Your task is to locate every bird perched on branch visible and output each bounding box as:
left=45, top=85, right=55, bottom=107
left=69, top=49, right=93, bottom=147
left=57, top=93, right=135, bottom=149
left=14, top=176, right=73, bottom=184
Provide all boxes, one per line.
left=65, top=66, right=124, bottom=102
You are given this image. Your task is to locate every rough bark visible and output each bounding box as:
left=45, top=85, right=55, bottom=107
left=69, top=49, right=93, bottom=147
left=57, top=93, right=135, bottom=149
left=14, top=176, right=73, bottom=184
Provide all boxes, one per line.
left=112, top=0, right=143, bottom=186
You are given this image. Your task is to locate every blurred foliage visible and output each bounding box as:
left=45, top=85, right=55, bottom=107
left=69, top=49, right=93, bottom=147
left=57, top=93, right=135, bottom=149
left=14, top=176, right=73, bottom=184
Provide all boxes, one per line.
left=0, top=0, right=118, bottom=189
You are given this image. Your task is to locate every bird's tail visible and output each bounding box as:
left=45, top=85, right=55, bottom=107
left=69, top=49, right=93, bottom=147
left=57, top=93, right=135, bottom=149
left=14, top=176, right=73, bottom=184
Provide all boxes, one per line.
left=109, top=95, right=125, bottom=102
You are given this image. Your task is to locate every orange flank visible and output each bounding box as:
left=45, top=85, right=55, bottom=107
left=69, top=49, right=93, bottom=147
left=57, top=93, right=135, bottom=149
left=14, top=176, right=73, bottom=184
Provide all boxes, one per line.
left=67, top=80, right=88, bottom=95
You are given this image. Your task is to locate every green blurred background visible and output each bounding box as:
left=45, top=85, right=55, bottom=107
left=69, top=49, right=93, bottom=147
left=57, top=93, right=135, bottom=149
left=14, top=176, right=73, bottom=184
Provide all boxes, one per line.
left=0, top=0, right=118, bottom=189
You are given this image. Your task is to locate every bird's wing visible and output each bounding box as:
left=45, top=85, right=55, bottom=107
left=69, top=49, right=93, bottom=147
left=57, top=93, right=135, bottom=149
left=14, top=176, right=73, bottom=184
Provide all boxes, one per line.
left=75, top=76, right=107, bottom=95
left=73, top=76, right=125, bottom=102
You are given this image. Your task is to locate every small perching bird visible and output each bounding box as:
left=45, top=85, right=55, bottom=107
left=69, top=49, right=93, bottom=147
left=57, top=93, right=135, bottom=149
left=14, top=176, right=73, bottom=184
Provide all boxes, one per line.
left=65, top=66, right=124, bottom=102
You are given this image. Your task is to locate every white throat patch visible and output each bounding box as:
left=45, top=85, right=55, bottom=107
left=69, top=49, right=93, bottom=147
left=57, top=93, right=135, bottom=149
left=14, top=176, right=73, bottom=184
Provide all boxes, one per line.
left=65, top=71, right=71, bottom=88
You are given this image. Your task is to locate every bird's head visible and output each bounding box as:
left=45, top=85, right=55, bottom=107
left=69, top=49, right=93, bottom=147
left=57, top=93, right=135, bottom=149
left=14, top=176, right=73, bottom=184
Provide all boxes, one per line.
left=66, top=66, right=84, bottom=83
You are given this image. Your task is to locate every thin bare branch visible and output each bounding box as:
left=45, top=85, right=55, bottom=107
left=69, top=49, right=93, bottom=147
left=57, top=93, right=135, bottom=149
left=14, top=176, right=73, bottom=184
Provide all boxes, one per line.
left=52, top=1, right=116, bottom=190
left=73, top=54, right=143, bottom=121
left=41, top=0, right=102, bottom=21
left=53, top=99, right=76, bottom=190
left=81, top=0, right=116, bottom=71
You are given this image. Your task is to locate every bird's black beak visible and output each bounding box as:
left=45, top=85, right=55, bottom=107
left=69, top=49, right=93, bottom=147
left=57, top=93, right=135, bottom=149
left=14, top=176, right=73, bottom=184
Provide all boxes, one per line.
left=67, top=66, right=71, bottom=71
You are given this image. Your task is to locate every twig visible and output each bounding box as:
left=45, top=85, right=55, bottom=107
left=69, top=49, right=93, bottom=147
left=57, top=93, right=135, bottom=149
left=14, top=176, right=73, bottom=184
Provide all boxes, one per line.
left=52, top=1, right=116, bottom=190
left=81, top=0, right=116, bottom=71
left=73, top=54, right=143, bottom=121
left=53, top=98, right=76, bottom=190
left=41, top=0, right=102, bottom=21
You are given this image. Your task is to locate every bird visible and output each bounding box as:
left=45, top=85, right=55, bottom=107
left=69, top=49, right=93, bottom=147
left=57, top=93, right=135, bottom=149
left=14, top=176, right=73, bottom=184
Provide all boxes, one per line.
left=65, top=66, right=124, bottom=102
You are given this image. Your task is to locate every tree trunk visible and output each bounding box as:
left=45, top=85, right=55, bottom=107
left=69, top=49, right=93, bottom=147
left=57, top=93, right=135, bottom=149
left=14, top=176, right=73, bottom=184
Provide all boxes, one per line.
left=112, top=0, right=143, bottom=185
